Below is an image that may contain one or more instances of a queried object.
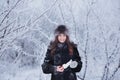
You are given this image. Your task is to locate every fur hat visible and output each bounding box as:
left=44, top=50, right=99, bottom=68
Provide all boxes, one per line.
left=54, top=25, right=69, bottom=35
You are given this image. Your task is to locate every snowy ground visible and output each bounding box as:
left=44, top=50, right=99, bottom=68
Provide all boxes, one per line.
left=0, top=67, right=41, bottom=80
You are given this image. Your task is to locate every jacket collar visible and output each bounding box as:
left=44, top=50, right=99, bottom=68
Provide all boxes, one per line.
left=57, top=42, right=68, bottom=49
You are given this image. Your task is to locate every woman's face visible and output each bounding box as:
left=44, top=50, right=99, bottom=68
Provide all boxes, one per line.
left=58, top=33, right=67, bottom=43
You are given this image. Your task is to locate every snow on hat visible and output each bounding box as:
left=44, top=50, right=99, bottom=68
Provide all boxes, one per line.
left=54, top=25, right=69, bottom=36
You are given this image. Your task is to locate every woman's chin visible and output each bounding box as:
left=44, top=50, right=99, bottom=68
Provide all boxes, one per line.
left=59, top=41, right=65, bottom=43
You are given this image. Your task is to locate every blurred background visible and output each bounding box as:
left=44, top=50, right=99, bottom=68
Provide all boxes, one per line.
left=0, top=0, right=120, bottom=80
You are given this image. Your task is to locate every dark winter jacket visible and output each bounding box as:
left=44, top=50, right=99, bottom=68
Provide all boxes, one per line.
left=41, top=42, right=82, bottom=80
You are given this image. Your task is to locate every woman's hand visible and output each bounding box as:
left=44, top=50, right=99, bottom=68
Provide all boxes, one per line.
left=56, top=66, right=64, bottom=72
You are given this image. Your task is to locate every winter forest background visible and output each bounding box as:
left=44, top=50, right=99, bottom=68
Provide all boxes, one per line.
left=0, top=0, right=120, bottom=80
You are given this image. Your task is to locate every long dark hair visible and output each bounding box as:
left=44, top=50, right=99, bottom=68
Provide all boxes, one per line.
left=49, top=34, right=75, bottom=55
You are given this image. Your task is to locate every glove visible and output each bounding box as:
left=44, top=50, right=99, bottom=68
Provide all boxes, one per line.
left=70, top=61, right=78, bottom=68
left=62, top=59, right=78, bottom=69
left=62, top=59, right=72, bottom=69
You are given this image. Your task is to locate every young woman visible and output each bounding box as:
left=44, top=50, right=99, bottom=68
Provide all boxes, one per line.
left=41, top=25, right=82, bottom=80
